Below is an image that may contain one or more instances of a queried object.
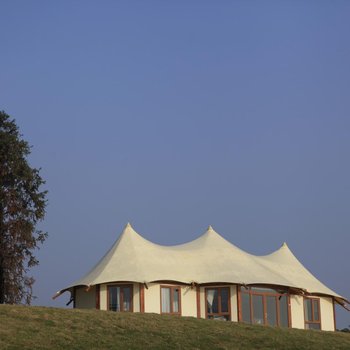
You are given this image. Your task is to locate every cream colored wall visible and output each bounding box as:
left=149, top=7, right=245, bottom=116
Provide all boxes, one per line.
left=320, top=297, right=335, bottom=331
left=290, top=295, right=304, bottom=329
left=75, top=286, right=96, bottom=309
left=144, top=283, right=160, bottom=313
left=133, top=283, right=140, bottom=312
left=199, top=287, right=206, bottom=318
left=100, top=284, right=107, bottom=310
left=180, top=285, right=197, bottom=317
left=230, top=285, right=238, bottom=322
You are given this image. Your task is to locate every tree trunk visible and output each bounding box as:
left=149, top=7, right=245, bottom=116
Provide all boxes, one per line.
left=0, top=200, right=5, bottom=303
left=0, top=256, right=4, bottom=304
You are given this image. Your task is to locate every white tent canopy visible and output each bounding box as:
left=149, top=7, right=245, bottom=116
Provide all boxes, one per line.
left=56, top=223, right=348, bottom=306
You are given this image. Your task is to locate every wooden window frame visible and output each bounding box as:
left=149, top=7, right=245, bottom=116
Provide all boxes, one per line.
left=205, top=286, right=231, bottom=321
left=95, top=284, right=100, bottom=309
left=160, top=285, right=182, bottom=315
left=139, top=283, right=145, bottom=313
left=196, top=285, right=201, bottom=318
left=304, top=297, right=321, bottom=330
left=238, top=286, right=291, bottom=327
left=107, top=284, right=133, bottom=312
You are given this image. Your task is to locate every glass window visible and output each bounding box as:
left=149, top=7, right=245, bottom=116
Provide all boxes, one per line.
left=161, top=287, right=171, bottom=313
left=279, top=295, right=289, bottom=327
left=161, top=286, right=181, bottom=314
left=240, top=286, right=290, bottom=328
left=206, top=289, right=217, bottom=314
left=266, top=296, right=277, bottom=326
left=304, top=299, right=312, bottom=321
left=241, top=292, right=251, bottom=323
left=304, top=298, right=321, bottom=330
left=109, top=286, right=120, bottom=311
left=123, top=286, right=131, bottom=311
left=250, top=287, right=277, bottom=294
left=252, top=295, right=264, bottom=325
left=173, top=288, right=180, bottom=313
left=221, top=288, right=229, bottom=313
left=306, top=323, right=321, bottom=330
left=108, top=285, right=133, bottom=312
left=206, top=287, right=230, bottom=321
left=313, top=299, right=320, bottom=321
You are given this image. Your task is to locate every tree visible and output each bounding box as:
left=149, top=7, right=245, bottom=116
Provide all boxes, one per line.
left=0, top=111, right=47, bottom=304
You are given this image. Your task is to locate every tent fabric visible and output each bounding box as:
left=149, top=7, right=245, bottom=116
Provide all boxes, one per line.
left=57, top=223, right=348, bottom=305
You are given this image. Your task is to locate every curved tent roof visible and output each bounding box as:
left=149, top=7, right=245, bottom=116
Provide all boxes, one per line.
left=55, top=223, right=348, bottom=306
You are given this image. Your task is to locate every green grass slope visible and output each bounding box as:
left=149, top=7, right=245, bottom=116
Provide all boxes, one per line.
left=0, top=305, right=349, bottom=350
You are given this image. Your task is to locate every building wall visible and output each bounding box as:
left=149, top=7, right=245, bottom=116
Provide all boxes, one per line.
left=199, top=287, right=205, bottom=319
left=142, top=283, right=198, bottom=316
left=92, top=282, right=201, bottom=316
left=144, top=283, right=160, bottom=313
left=290, top=294, right=335, bottom=331
left=290, top=295, right=304, bottom=329
left=180, top=285, right=197, bottom=317
left=320, top=297, right=335, bottom=331
left=100, top=284, right=107, bottom=310
left=133, top=283, right=140, bottom=312
left=75, top=283, right=336, bottom=331
left=230, top=285, right=238, bottom=322
left=75, top=286, right=96, bottom=309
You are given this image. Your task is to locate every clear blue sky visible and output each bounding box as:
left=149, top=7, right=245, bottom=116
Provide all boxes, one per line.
left=1, top=1, right=349, bottom=328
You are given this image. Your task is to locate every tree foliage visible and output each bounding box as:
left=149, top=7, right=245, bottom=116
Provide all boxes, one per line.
left=0, top=111, right=47, bottom=304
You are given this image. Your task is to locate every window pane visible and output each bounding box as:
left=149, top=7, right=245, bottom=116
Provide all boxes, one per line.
left=109, top=286, right=120, bottom=311
left=266, top=296, right=277, bottom=326
left=250, top=287, right=277, bottom=294
left=173, top=288, right=180, bottom=313
left=313, top=300, right=320, bottom=321
left=161, top=288, right=171, bottom=313
left=279, top=295, right=289, bottom=327
left=123, top=287, right=131, bottom=311
left=304, top=299, right=312, bottom=321
left=212, top=315, right=229, bottom=321
left=207, top=289, right=218, bottom=314
left=241, top=292, right=251, bottom=323
left=221, top=288, right=229, bottom=313
left=252, top=295, right=264, bottom=325
left=306, top=323, right=321, bottom=330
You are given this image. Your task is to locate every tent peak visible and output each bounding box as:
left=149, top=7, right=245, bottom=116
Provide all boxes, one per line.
left=119, top=222, right=139, bottom=238
left=207, top=225, right=214, bottom=231
left=123, top=222, right=136, bottom=232
left=280, top=242, right=293, bottom=252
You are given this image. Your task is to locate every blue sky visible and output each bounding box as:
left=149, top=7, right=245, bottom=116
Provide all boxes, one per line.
left=1, top=1, right=349, bottom=328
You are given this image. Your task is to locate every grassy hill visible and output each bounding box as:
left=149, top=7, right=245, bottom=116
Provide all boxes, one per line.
left=0, top=305, right=349, bottom=349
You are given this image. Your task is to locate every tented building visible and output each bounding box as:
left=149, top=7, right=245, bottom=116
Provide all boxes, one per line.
left=54, top=223, right=349, bottom=331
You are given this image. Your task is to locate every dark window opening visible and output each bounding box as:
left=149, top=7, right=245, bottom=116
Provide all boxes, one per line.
left=304, top=298, right=321, bottom=330
left=161, top=286, right=181, bottom=315
left=206, top=287, right=231, bottom=321
left=239, top=286, right=290, bottom=327
left=108, top=284, right=133, bottom=312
